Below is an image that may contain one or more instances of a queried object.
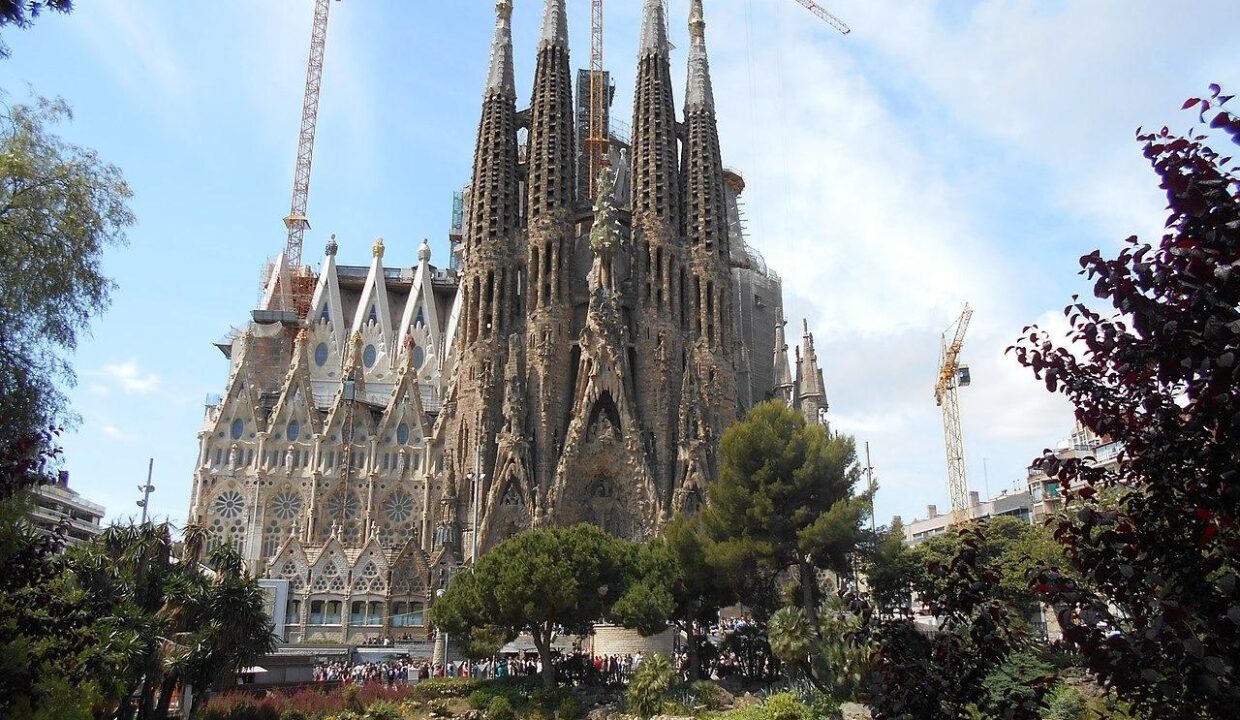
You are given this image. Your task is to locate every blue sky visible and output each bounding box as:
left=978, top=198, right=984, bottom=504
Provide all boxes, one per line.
left=1, top=0, right=1236, bottom=528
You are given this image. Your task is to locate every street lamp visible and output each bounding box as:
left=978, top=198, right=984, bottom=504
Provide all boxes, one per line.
left=435, top=588, right=448, bottom=668
left=136, top=458, right=155, bottom=524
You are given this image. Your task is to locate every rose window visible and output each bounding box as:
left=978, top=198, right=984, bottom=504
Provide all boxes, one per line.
left=383, top=491, right=414, bottom=523
left=213, top=490, right=245, bottom=519
left=327, top=491, right=360, bottom=520
left=270, top=491, right=303, bottom=521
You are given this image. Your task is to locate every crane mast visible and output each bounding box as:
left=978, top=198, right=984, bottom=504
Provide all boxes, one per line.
left=279, top=0, right=335, bottom=322
left=935, top=304, right=973, bottom=525
left=792, top=0, right=851, bottom=35
left=586, top=0, right=607, bottom=199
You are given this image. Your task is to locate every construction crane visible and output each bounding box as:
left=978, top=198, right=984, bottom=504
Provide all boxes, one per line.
left=791, top=0, right=851, bottom=35
left=276, top=0, right=336, bottom=323
left=934, top=304, right=973, bottom=526
left=586, top=0, right=607, bottom=199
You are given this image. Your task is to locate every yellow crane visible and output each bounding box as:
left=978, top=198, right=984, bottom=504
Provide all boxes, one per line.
left=274, top=0, right=338, bottom=323
left=935, top=304, right=973, bottom=525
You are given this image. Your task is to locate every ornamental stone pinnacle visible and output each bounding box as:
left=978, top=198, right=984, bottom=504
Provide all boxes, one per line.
left=486, top=0, right=517, bottom=100
left=539, top=0, right=568, bottom=51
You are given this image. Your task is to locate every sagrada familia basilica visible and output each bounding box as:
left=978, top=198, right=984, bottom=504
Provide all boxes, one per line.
left=187, top=0, right=830, bottom=643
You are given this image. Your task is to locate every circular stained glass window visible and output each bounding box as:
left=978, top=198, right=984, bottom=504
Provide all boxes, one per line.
left=314, top=342, right=329, bottom=367
left=396, top=423, right=410, bottom=445
left=412, top=345, right=425, bottom=369
left=383, top=491, right=414, bottom=523
left=327, top=491, right=360, bottom=520
left=230, top=418, right=244, bottom=440
left=363, top=344, right=377, bottom=369
left=287, top=420, right=301, bottom=442
left=270, top=491, right=302, bottom=521
left=212, top=490, right=245, bottom=519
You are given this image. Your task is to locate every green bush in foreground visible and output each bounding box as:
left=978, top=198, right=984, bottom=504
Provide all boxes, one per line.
left=486, top=696, right=517, bottom=720
left=626, top=654, right=678, bottom=719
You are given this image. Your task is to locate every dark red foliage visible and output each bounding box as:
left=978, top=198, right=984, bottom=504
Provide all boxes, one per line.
left=845, top=526, right=1049, bottom=720
left=1011, top=87, right=1240, bottom=720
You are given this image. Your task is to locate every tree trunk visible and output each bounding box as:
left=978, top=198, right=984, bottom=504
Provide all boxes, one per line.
left=798, top=561, right=819, bottom=625
left=532, top=623, right=557, bottom=689
left=153, top=676, right=178, bottom=720
left=684, top=624, right=702, bottom=681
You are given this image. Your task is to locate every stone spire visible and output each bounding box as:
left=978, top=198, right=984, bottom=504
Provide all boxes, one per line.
left=630, top=0, right=684, bottom=506
left=485, top=0, right=516, bottom=100
left=525, top=0, right=577, bottom=506
left=772, top=310, right=794, bottom=405
left=798, top=320, right=828, bottom=425
left=682, top=0, right=737, bottom=429
left=630, top=0, right=680, bottom=230
left=528, top=0, right=576, bottom=222
left=439, top=0, right=524, bottom=552
left=639, top=0, right=670, bottom=58
left=539, top=0, right=568, bottom=51
left=685, top=0, right=714, bottom=113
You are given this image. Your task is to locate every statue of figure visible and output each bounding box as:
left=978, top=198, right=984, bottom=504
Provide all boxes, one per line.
left=589, top=168, right=621, bottom=294
left=228, top=444, right=240, bottom=469
left=285, top=445, right=296, bottom=474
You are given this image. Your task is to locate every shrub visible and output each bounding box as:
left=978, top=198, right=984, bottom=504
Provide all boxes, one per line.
left=195, top=693, right=281, bottom=720
left=282, top=688, right=349, bottom=718
left=762, top=692, right=810, bottom=720
left=468, top=678, right=539, bottom=711
left=487, top=696, right=518, bottom=720
left=555, top=696, right=584, bottom=720
left=691, top=680, right=731, bottom=711
left=414, top=678, right=483, bottom=700
left=1045, top=684, right=1087, bottom=720
left=626, top=654, right=677, bottom=719
left=364, top=700, right=405, bottom=720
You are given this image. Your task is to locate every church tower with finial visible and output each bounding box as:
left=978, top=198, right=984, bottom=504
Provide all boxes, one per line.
left=427, top=0, right=771, bottom=559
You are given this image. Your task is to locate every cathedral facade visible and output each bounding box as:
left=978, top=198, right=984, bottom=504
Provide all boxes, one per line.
left=186, top=0, right=829, bottom=644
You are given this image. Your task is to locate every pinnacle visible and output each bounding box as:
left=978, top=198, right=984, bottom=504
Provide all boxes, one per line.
left=539, top=0, right=568, bottom=51
left=639, top=0, right=669, bottom=58
left=685, top=0, right=715, bottom=113
left=485, top=0, right=516, bottom=99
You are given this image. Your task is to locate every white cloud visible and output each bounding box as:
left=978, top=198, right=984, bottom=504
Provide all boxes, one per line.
left=96, top=360, right=161, bottom=395
left=100, top=424, right=128, bottom=441
left=690, top=0, right=1240, bottom=522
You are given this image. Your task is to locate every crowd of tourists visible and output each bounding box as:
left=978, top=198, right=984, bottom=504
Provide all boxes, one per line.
left=311, top=616, right=774, bottom=688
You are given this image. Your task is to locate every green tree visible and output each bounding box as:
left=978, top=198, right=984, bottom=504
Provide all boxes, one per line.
left=431, top=524, right=631, bottom=688
left=864, top=519, right=918, bottom=618
left=0, top=97, right=133, bottom=440
left=63, top=524, right=275, bottom=719
left=913, top=516, right=1070, bottom=624
left=702, top=401, right=871, bottom=623
left=611, top=515, right=734, bottom=679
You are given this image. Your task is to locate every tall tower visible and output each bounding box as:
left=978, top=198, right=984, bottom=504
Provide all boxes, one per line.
left=681, top=0, right=738, bottom=439
left=629, top=0, right=684, bottom=509
left=524, top=0, right=576, bottom=511
left=440, top=0, right=523, bottom=547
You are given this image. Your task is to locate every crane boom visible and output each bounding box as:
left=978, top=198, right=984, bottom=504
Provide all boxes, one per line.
left=935, top=304, right=973, bottom=525
left=280, top=0, right=334, bottom=320
left=792, top=0, right=851, bottom=35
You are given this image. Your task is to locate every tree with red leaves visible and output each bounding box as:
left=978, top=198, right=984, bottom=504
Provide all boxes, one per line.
left=1012, top=85, right=1240, bottom=720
